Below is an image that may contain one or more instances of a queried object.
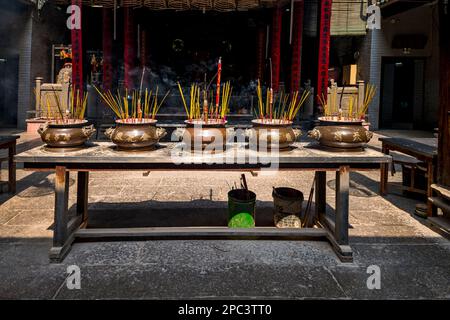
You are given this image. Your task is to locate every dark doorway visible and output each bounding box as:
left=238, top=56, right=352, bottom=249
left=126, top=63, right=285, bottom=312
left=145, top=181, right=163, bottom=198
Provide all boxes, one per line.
left=380, top=57, right=425, bottom=129
left=0, top=55, right=19, bottom=128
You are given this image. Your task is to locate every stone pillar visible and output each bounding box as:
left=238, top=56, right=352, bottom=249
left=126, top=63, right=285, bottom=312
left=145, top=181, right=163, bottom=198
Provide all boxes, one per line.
left=368, top=28, right=384, bottom=129
left=17, top=8, right=33, bottom=129
left=271, top=6, right=282, bottom=92
left=290, top=0, right=304, bottom=93
left=35, top=77, right=43, bottom=116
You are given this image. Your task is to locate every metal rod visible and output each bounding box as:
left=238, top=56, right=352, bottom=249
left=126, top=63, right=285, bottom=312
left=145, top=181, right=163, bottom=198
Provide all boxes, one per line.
left=113, top=0, right=117, bottom=40
left=289, top=0, right=294, bottom=45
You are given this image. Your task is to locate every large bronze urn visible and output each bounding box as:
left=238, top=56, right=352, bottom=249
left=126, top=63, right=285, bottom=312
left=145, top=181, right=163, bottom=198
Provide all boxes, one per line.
left=246, top=119, right=302, bottom=150
left=308, top=117, right=373, bottom=150
left=38, top=120, right=96, bottom=148
left=105, top=119, right=167, bottom=150
left=174, top=119, right=234, bottom=150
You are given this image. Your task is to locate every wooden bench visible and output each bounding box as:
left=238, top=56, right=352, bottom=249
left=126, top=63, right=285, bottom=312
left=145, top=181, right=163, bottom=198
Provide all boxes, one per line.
left=379, top=137, right=438, bottom=216
left=427, top=184, right=450, bottom=238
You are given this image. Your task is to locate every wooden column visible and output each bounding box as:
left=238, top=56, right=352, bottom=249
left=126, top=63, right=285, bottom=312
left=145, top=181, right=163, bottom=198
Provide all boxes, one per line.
left=438, top=2, right=450, bottom=187
left=316, top=0, right=333, bottom=106
left=71, top=0, right=83, bottom=94
left=256, top=25, right=266, bottom=82
left=102, top=8, right=113, bottom=90
left=271, top=6, right=282, bottom=92
left=290, top=0, right=304, bottom=93
left=124, top=7, right=135, bottom=89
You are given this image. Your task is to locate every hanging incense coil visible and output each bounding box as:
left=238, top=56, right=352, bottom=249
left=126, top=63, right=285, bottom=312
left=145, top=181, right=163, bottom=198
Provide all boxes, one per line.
left=80, top=0, right=115, bottom=7
left=121, top=0, right=143, bottom=7
left=214, top=0, right=236, bottom=11
left=143, top=0, right=167, bottom=9
left=191, top=0, right=213, bottom=10
left=167, top=0, right=190, bottom=10
left=236, top=0, right=259, bottom=11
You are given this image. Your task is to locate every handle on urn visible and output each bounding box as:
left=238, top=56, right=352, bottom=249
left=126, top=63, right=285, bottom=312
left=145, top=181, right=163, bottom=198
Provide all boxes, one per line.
left=244, top=128, right=255, bottom=140
left=105, top=127, right=115, bottom=139
left=292, top=128, right=302, bottom=141
left=156, top=127, right=167, bottom=140
left=307, top=128, right=322, bottom=141
left=82, top=124, right=97, bottom=139
left=225, top=127, right=235, bottom=143
left=37, top=123, right=49, bottom=136
left=172, top=128, right=186, bottom=141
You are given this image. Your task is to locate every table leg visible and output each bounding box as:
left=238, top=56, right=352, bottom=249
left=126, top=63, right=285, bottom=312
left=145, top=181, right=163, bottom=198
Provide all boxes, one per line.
left=314, top=171, right=326, bottom=226
left=8, top=143, right=16, bottom=194
left=49, top=166, right=72, bottom=263
left=427, top=160, right=435, bottom=217
left=323, top=166, right=353, bottom=261
left=335, top=166, right=350, bottom=245
left=380, top=146, right=389, bottom=195
left=77, top=171, right=89, bottom=223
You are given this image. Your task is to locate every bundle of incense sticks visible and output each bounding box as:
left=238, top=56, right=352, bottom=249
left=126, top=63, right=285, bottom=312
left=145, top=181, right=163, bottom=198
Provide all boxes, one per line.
left=358, top=83, right=376, bottom=119
left=39, top=87, right=88, bottom=124
left=94, top=86, right=170, bottom=122
left=318, top=83, right=377, bottom=120
left=177, top=81, right=232, bottom=123
left=255, top=80, right=310, bottom=123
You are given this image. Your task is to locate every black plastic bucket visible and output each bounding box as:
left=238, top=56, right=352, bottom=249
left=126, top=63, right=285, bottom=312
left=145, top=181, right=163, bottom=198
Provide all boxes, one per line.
left=272, top=187, right=304, bottom=228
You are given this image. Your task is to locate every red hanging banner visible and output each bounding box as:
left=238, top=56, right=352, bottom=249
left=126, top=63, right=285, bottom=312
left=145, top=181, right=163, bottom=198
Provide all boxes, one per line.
left=290, top=0, right=304, bottom=93
left=271, top=6, right=282, bottom=92
left=71, top=0, right=83, bottom=95
left=256, top=26, right=265, bottom=82
left=102, top=8, right=113, bottom=90
left=124, top=7, right=135, bottom=89
left=316, top=0, right=333, bottom=104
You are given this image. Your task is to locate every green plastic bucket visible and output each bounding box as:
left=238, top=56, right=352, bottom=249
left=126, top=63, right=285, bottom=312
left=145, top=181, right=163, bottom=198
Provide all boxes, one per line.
left=227, top=189, right=256, bottom=228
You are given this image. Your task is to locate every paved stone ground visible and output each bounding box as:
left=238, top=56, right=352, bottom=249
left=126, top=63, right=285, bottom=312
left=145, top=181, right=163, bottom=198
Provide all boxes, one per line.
left=0, top=131, right=449, bottom=299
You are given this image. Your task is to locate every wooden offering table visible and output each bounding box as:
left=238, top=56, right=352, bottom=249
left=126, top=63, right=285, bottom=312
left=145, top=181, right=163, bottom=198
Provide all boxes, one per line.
left=15, top=142, right=391, bottom=263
